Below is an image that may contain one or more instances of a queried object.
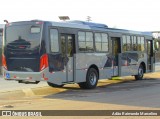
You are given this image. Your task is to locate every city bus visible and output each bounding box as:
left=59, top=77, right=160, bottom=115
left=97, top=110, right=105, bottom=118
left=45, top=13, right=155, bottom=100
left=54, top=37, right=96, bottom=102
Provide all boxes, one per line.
left=2, top=20, right=157, bottom=89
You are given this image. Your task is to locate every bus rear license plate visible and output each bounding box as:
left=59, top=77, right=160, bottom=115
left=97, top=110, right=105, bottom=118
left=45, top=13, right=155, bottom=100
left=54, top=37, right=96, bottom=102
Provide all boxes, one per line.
left=6, top=73, right=10, bottom=78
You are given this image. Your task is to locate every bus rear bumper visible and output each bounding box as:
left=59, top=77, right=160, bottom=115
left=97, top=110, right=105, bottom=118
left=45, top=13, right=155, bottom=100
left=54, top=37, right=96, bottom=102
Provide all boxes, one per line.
left=2, top=68, right=49, bottom=82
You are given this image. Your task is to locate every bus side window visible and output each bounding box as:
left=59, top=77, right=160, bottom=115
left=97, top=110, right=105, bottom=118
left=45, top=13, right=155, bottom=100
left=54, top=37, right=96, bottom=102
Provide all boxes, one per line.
left=78, top=32, right=86, bottom=51
left=126, top=35, right=131, bottom=51
left=141, top=37, right=145, bottom=51
left=61, top=36, right=66, bottom=57
left=95, top=33, right=109, bottom=52
left=133, top=36, right=137, bottom=51
left=78, top=31, right=94, bottom=52
left=122, top=35, right=127, bottom=52
left=68, top=35, right=73, bottom=57
left=101, top=33, right=109, bottom=52
left=50, top=29, right=59, bottom=53
left=86, top=32, right=94, bottom=51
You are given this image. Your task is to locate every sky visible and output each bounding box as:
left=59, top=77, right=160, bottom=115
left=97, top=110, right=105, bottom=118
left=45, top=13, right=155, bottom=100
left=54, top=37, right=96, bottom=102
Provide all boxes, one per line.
left=0, top=0, right=160, bottom=31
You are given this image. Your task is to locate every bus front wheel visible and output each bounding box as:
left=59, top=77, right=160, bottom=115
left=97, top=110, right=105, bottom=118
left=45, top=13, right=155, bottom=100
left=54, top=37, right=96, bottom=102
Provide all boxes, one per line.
left=47, top=82, right=64, bottom=88
left=135, top=65, right=144, bottom=80
left=78, top=68, right=98, bottom=89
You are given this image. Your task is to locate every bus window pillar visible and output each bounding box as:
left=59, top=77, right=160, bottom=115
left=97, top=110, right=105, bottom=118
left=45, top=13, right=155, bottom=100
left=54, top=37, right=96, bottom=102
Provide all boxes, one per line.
left=118, top=53, right=122, bottom=76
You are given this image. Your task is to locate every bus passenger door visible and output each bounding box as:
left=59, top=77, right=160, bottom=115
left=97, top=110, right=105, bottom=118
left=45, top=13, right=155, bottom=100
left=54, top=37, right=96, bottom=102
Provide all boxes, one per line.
left=61, top=34, right=75, bottom=82
left=147, top=40, right=153, bottom=71
left=111, top=37, right=121, bottom=76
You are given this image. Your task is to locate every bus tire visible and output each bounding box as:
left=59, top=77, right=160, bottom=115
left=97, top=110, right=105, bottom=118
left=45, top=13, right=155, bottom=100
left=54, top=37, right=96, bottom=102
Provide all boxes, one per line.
left=78, top=68, right=98, bottom=89
left=47, top=82, right=64, bottom=88
left=135, top=64, right=144, bottom=80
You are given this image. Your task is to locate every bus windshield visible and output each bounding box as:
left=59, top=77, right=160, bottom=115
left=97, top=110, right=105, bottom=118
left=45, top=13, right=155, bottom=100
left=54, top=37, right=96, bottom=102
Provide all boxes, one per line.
left=5, top=24, right=42, bottom=52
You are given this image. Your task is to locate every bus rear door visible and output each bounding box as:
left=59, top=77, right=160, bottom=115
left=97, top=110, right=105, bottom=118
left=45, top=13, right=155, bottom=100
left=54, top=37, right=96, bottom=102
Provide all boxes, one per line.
left=111, top=37, right=122, bottom=76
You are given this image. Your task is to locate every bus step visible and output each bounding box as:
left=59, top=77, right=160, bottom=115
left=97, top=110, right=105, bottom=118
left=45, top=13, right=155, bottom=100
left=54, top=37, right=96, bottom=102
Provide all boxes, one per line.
left=62, top=82, right=75, bottom=84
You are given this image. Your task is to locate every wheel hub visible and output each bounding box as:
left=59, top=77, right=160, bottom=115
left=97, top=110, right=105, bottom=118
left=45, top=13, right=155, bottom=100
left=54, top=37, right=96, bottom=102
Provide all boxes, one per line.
left=89, top=72, right=97, bottom=85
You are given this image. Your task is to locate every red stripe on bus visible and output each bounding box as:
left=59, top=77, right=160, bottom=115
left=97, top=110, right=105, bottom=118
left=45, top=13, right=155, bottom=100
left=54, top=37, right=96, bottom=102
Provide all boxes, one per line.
left=29, top=77, right=32, bottom=80
left=42, top=73, right=48, bottom=80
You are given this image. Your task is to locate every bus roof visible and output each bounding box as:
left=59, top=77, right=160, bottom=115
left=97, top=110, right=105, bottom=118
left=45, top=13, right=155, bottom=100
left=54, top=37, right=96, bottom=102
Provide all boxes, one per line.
left=8, top=20, right=153, bottom=36
left=50, top=20, right=152, bottom=36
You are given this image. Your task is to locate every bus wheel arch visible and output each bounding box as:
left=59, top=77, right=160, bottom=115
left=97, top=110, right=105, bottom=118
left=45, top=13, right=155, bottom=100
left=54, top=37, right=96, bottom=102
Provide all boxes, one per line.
left=78, top=64, right=99, bottom=89
left=47, top=82, right=64, bottom=88
left=88, top=65, right=99, bottom=79
left=135, top=62, right=146, bottom=80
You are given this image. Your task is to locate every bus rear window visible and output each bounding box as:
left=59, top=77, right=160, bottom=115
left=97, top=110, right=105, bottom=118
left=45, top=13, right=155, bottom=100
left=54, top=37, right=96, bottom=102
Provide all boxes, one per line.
left=5, top=24, right=42, bottom=50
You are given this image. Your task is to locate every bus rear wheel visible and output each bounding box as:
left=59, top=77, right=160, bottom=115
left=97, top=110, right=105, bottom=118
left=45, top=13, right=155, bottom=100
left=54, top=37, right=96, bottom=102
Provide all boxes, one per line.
left=135, top=65, right=144, bottom=80
left=78, top=68, right=98, bottom=89
left=47, top=82, right=64, bottom=88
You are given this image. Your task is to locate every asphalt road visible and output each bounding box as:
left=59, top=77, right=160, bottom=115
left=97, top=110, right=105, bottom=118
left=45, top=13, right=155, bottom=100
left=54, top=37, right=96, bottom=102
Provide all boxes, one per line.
left=44, top=77, right=160, bottom=108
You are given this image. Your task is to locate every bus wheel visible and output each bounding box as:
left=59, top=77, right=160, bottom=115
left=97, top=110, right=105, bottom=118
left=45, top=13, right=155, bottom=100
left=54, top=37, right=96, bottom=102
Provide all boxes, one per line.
left=47, top=82, right=64, bottom=88
left=78, top=68, right=98, bottom=89
left=135, top=65, right=144, bottom=80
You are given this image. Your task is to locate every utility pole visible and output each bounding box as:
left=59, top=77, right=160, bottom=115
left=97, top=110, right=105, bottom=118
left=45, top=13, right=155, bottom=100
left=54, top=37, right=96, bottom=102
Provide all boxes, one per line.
left=86, top=16, right=92, bottom=22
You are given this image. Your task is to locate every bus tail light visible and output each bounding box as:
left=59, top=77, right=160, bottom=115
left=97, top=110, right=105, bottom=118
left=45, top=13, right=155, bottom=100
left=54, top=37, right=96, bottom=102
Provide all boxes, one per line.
left=40, top=54, right=48, bottom=71
left=2, top=54, right=7, bottom=70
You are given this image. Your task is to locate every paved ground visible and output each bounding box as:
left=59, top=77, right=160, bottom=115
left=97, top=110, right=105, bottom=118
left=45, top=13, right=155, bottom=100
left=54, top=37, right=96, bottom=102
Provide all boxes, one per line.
left=0, top=76, right=48, bottom=93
